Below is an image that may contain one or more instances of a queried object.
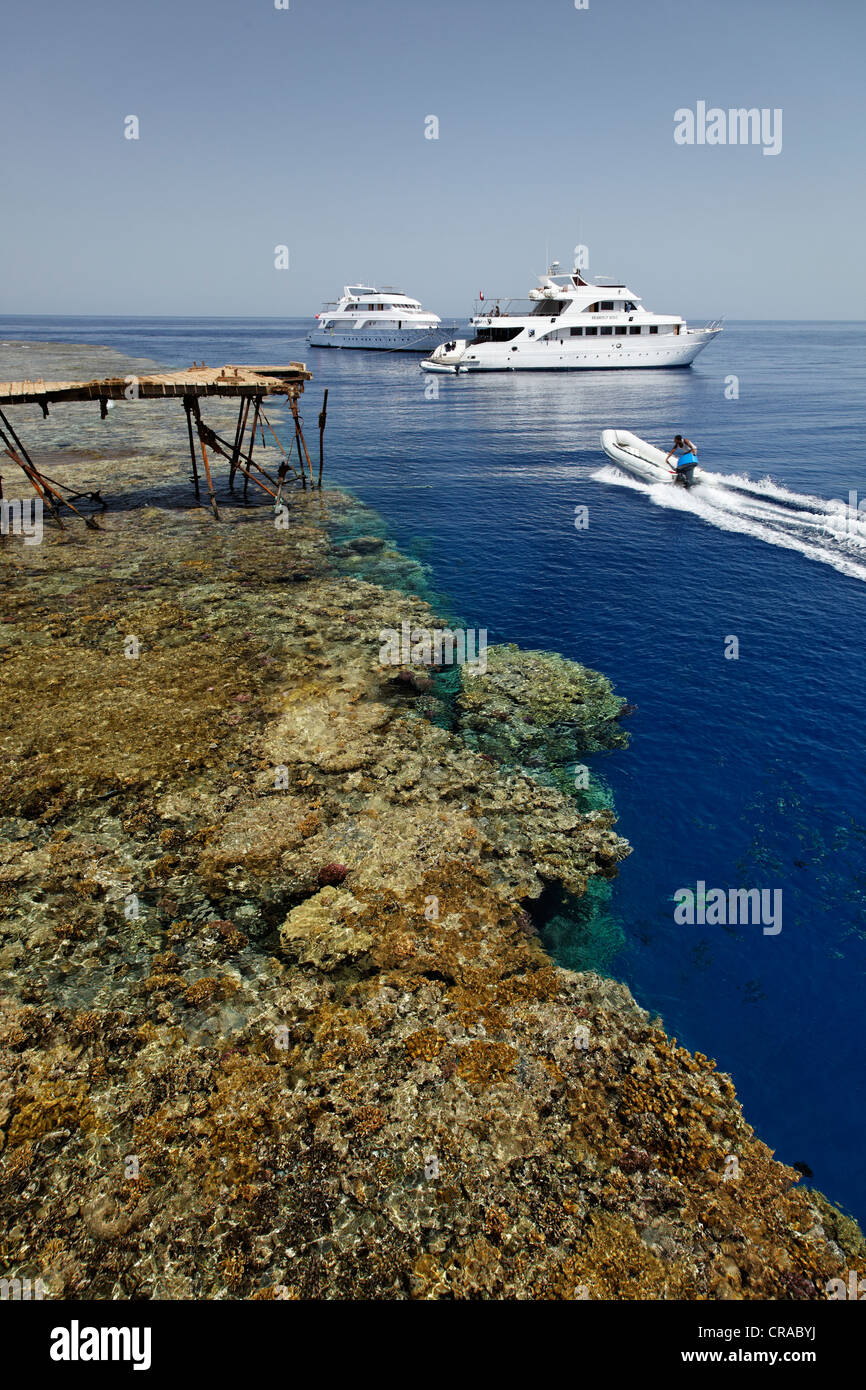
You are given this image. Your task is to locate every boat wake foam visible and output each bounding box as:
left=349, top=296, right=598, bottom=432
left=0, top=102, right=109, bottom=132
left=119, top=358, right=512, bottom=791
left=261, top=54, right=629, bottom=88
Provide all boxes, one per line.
left=591, top=465, right=866, bottom=582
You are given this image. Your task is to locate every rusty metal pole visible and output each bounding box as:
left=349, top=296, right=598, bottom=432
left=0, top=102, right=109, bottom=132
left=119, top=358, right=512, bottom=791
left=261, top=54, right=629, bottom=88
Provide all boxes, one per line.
left=317, top=388, right=328, bottom=488
left=244, top=398, right=261, bottom=501
left=0, top=412, right=99, bottom=528
left=260, top=408, right=300, bottom=480
left=190, top=398, right=220, bottom=520
left=289, top=395, right=313, bottom=486
left=296, top=419, right=306, bottom=490
left=183, top=397, right=201, bottom=501
left=228, top=397, right=249, bottom=492
left=0, top=430, right=62, bottom=526
left=0, top=407, right=39, bottom=473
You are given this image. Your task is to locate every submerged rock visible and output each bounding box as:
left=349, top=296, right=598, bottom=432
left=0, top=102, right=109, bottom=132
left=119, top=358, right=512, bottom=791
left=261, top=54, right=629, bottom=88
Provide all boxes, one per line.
left=279, top=887, right=373, bottom=971
left=456, top=643, right=629, bottom=779
left=340, top=535, right=386, bottom=555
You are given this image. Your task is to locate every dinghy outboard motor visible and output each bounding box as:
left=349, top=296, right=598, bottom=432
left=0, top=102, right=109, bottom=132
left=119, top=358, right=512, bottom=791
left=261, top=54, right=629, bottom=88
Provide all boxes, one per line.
left=675, top=461, right=698, bottom=488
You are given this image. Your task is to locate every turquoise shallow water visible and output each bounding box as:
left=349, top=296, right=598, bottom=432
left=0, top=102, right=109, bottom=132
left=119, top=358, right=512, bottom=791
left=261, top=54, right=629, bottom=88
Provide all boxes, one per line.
left=3, top=315, right=865, bottom=1222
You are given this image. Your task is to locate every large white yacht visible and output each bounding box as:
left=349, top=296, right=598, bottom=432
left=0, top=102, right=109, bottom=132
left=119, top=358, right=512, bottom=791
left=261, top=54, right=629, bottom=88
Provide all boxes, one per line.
left=421, top=262, right=722, bottom=371
left=308, top=285, right=442, bottom=352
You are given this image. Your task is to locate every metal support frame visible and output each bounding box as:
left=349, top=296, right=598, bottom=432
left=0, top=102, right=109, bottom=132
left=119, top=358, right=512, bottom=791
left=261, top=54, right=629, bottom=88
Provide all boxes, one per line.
left=0, top=376, right=315, bottom=529
left=0, top=406, right=100, bottom=529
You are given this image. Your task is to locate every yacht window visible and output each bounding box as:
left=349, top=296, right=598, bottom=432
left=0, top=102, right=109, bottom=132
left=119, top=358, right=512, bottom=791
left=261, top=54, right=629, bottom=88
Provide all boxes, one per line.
left=600, top=326, right=613, bottom=335
left=570, top=327, right=583, bottom=336
left=649, top=326, right=659, bottom=334
left=629, top=326, right=641, bottom=335
left=585, top=326, right=598, bottom=336
left=615, top=327, right=627, bottom=336
left=600, top=301, right=615, bottom=311
left=469, top=325, right=523, bottom=344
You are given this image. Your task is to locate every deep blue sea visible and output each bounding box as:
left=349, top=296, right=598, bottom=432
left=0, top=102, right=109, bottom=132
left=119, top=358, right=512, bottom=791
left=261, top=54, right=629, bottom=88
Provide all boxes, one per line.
left=4, top=314, right=865, bottom=1223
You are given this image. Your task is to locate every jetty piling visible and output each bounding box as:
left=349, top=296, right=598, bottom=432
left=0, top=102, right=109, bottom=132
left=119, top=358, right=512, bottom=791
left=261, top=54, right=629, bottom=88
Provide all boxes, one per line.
left=227, top=398, right=248, bottom=492
left=289, top=396, right=315, bottom=488
left=318, top=388, right=329, bottom=488
left=0, top=361, right=316, bottom=526
left=182, top=396, right=202, bottom=501
left=188, top=395, right=220, bottom=520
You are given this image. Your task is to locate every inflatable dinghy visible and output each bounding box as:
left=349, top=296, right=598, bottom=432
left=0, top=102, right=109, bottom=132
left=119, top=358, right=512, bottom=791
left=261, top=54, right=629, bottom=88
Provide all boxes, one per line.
left=421, top=340, right=471, bottom=373
left=600, top=429, right=703, bottom=486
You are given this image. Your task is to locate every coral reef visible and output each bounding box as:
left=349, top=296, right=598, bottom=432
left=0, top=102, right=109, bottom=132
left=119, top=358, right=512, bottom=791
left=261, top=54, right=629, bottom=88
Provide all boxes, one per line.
left=0, top=366, right=862, bottom=1298
left=456, top=643, right=629, bottom=777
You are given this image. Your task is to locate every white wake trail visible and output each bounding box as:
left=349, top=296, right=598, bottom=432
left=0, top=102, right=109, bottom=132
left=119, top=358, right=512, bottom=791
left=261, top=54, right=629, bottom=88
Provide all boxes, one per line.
left=591, top=466, right=866, bottom=581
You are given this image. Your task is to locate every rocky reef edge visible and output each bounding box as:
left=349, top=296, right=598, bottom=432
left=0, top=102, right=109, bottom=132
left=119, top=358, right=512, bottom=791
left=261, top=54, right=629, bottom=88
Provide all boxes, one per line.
left=1, top=489, right=863, bottom=1300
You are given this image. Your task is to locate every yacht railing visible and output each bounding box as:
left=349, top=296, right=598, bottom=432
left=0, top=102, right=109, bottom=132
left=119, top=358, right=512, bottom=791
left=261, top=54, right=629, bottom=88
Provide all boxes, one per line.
left=470, top=298, right=536, bottom=319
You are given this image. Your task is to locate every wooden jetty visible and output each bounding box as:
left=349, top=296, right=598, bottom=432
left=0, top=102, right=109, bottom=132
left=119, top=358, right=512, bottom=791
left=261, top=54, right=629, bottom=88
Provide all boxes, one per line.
left=0, top=362, right=322, bottom=527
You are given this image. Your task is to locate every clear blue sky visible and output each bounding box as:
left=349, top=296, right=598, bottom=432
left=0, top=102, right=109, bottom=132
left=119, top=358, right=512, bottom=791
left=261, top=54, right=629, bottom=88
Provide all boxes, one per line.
left=2, top=0, right=864, bottom=318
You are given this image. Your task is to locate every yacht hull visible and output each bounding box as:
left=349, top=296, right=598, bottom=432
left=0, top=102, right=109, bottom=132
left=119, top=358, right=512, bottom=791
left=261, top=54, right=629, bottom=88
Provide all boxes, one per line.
left=308, top=328, right=438, bottom=352
left=457, top=329, right=719, bottom=371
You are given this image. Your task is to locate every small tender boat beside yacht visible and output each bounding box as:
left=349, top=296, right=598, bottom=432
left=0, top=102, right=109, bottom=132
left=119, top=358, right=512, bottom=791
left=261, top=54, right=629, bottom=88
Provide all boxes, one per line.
left=600, top=429, right=704, bottom=486
left=421, top=261, right=722, bottom=372
left=309, top=285, right=443, bottom=352
left=417, top=340, right=471, bottom=374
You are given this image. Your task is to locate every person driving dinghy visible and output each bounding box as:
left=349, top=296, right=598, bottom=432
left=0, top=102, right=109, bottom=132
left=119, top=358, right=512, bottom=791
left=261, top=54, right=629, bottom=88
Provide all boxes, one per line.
left=665, top=434, right=699, bottom=485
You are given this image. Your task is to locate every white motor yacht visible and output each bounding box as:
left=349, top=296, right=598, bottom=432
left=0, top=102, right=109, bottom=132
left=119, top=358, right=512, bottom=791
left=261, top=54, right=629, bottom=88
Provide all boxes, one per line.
left=309, top=285, right=442, bottom=352
left=421, top=262, right=722, bottom=371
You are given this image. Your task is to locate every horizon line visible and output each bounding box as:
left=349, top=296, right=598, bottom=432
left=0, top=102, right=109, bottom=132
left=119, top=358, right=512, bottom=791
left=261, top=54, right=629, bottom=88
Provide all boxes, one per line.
left=1, top=314, right=864, bottom=324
